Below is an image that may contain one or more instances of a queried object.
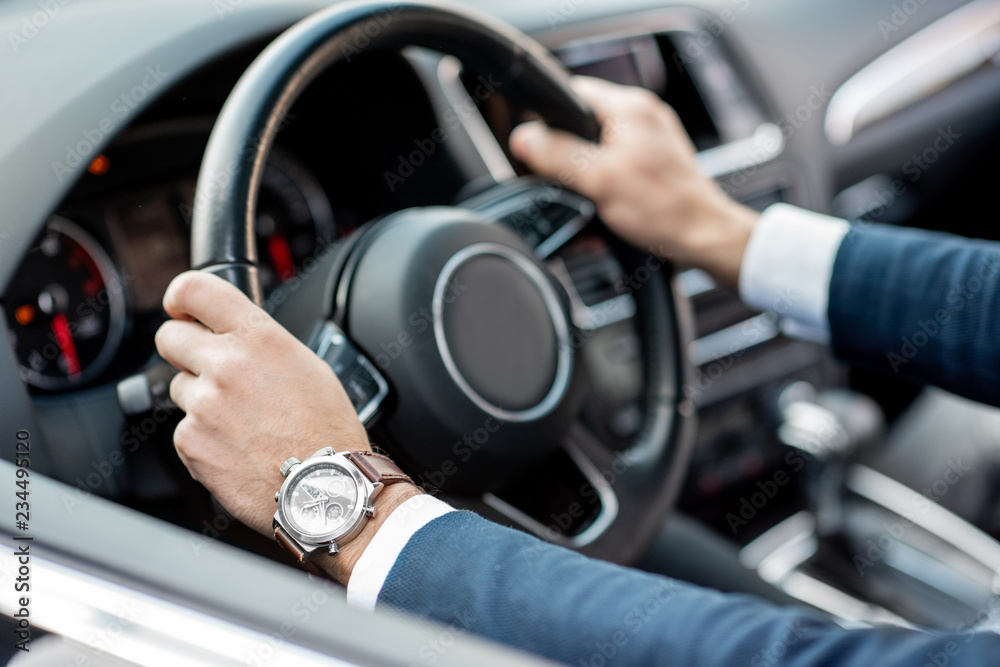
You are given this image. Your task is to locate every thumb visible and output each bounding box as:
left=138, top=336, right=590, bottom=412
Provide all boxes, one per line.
left=510, top=121, right=598, bottom=183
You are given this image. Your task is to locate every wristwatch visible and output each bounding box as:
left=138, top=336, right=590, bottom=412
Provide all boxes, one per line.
left=272, top=447, right=412, bottom=567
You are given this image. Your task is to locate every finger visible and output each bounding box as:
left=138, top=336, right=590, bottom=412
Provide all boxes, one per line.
left=571, top=76, right=675, bottom=143
left=168, top=369, right=198, bottom=413
left=171, top=416, right=203, bottom=479
left=163, top=270, right=263, bottom=335
left=509, top=121, right=597, bottom=181
left=155, top=319, right=220, bottom=375
left=569, top=76, right=633, bottom=124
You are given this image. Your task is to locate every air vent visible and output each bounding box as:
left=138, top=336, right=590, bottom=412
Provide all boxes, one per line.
left=562, top=245, right=623, bottom=307
left=549, top=241, right=637, bottom=332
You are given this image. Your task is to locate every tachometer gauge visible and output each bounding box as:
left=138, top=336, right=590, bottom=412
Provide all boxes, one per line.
left=256, top=147, right=338, bottom=292
left=4, top=217, right=126, bottom=391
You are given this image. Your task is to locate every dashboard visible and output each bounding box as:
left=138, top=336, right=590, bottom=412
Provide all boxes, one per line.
left=3, top=9, right=771, bottom=397
left=3, top=0, right=1000, bottom=630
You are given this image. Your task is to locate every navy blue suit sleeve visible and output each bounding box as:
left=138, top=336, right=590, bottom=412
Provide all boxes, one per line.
left=829, top=224, right=1000, bottom=406
left=378, top=512, right=999, bottom=666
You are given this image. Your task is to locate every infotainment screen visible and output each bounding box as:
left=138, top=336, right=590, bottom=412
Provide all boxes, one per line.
left=554, top=35, right=667, bottom=95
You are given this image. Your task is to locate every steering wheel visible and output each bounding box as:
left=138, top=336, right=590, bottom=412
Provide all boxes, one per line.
left=191, top=0, right=695, bottom=564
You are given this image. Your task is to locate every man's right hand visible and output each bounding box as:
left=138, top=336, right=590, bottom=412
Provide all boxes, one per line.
left=154, top=270, right=423, bottom=584
left=509, top=76, right=759, bottom=288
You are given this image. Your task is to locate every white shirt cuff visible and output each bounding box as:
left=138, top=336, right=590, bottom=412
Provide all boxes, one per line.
left=346, top=494, right=455, bottom=611
left=738, top=203, right=849, bottom=344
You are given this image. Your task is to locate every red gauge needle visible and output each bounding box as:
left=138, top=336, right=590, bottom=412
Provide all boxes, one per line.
left=267, top=233, right=297, bottom=282
left=51, top=313, right=81, bottom=378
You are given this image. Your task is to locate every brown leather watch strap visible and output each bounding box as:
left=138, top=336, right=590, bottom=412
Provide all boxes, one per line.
left=346, top=451, right=413, bottom=486
left=274, top=524, right=326, bottom=575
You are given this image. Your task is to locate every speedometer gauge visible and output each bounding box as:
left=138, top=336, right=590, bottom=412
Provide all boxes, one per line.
left=256, top=147, right=339, bottom=292
left=4, top=217, right=126, bottom=391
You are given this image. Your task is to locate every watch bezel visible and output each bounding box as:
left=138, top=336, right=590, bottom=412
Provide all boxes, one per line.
left=274, top=452, right=373, bottom=547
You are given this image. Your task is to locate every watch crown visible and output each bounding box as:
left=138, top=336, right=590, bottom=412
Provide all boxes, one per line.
left=328, top=543, right=339, bottom=556
left=363, top=503, right=376, bottom=518
left=274, top=491, right=280, bottom=502
left=279, top=457, right=301, bottom=478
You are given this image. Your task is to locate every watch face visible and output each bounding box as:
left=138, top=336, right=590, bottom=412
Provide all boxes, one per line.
left=283, top=463, right=361, bottom=538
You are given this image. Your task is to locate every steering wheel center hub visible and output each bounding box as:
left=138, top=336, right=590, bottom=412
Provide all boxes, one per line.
left=433, top=242, right=572, bottom=422
left=340, top=208, right=582, bottom=489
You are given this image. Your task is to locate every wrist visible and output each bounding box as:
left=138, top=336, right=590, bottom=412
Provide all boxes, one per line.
left=682, top=200, right=759, bottom=289
left=313, top=481, right=425, bottom=585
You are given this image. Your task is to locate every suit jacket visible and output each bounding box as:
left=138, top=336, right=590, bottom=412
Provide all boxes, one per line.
left=375, top=224, right=1000, bottom=665
left=829, top=223, right=1000, bottom=406
left=379, top=512, right=999, bottom=665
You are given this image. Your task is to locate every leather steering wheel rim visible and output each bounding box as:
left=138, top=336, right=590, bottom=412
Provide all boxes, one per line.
left=190, top=0, right=600, bottom=294
left=191, top=0, right=696, bottom=564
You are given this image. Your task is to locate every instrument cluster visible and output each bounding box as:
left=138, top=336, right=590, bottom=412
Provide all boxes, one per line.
left=3, top=124, right=346, bottom=393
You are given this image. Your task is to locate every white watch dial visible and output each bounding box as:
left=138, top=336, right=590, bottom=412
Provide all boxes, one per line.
left=285, top=464, right=360, bottom=537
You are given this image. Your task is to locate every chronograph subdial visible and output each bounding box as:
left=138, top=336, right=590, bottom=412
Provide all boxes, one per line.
left=286, top=466, right=359, bottom=535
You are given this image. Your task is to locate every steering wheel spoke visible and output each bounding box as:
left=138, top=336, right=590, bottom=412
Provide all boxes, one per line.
left=309, top=321, right=389, bottom=425
left=481, top=426, right=622, bottom=549
left=405, top=49, right=518, bottom=191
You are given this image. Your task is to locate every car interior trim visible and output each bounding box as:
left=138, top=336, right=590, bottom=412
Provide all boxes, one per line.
left=824, top=0, right=1000, bottom=146
left=695, top=122, right=785, bottom=179
left=676, top=268, right=717, bottom=299
left=779, top=571, right=913, bottom=629
left=846, top=465, right=1000, bottom=574
left=687, top=312, right=781, bottom=366
left=740, top=511, right=818, bottom=582
left=547, top=257, right=639, bottom=332
left=0, top=552, right=360, bottom=667
left=740, top=511, right=913, bottom=628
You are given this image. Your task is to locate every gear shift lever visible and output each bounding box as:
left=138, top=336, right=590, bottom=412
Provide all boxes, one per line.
left=776, top=382, right=885, bottom=534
